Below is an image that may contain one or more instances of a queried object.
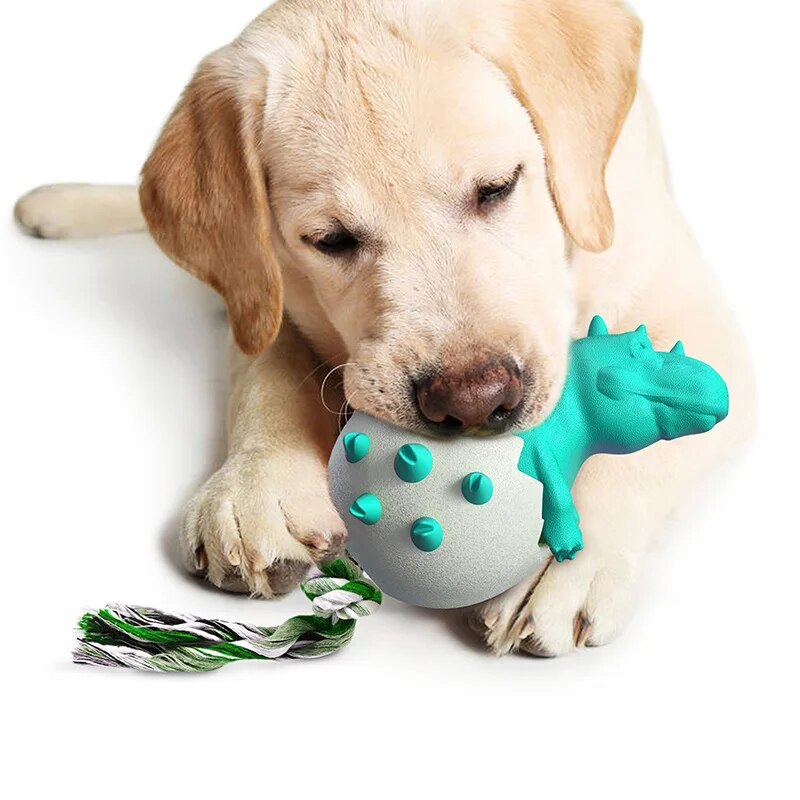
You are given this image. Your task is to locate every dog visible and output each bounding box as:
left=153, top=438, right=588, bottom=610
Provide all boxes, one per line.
left=14, top=0, right=756, bottom=657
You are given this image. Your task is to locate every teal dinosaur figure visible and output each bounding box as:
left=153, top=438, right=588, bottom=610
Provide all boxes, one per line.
left=516, top=316, right=730, bottom=562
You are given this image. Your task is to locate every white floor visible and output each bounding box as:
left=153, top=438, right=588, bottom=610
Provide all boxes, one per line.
left=2, top=1, right=797, bottom=797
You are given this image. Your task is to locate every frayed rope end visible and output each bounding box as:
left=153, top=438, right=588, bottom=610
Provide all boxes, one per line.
left=73, top=558, right=380, bottom=673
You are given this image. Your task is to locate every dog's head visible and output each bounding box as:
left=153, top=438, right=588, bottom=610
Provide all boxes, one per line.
left=140, top=0, right=642, bottom=435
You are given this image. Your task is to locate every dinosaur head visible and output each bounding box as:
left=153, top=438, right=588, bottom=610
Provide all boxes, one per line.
left=577, top=317, right=729, bottom=453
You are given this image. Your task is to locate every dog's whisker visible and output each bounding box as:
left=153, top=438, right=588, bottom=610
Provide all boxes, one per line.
left=296, top=350, right=349, bottom=393
left=338, top=398, right=350, bottom=433
left=321, top=393, right=345, bottom=417
left=321, top=362, right=355, bottom=392
left=335, top=389, right=361, bottom=432
left=320, top=362, right=358, bottom=417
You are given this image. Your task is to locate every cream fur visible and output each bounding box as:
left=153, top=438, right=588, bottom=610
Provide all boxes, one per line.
left=13, top=0, right=755, bottom=656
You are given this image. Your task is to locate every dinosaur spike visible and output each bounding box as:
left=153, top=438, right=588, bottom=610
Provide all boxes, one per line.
left=588, top=316, right=609, bottom=337
left=671, top=341, right=685, bottom=356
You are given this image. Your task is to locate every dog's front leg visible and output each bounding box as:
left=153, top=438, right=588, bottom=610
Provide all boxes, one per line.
left=182, top=321, right=347, bottom=597
left=470, top=450, right=657, bottom=657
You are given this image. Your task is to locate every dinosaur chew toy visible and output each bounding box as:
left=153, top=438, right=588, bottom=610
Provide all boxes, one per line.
left=73, top=317, right=729, bottom=671
left=329, top=317, right=730, bottom=609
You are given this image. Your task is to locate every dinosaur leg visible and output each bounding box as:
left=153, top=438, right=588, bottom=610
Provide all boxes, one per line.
left=533, top=445, right=585, bottom=562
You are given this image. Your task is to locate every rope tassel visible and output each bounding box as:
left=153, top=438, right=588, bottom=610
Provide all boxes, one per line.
left=73, top=557, right=381, bottom=673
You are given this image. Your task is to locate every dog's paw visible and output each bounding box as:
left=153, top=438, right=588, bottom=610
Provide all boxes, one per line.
left=181, top=451, right=347, bottom=597
left=468, top=546, right=641, bottom=657
left=14, top=184, right=143, bottom=239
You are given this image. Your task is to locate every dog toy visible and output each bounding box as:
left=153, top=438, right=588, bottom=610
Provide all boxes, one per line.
left=74, top=556, right=381, bottom=672
left=73, top=318, right=729, bottom=670
left=330, top=316, right=730, bottom=608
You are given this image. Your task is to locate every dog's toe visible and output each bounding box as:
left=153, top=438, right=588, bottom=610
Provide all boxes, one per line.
left=265, top=559, right=313, bottom=595
left=471, top=548, right=639, bottom=657
left=518, top=634, right=557, bottom=658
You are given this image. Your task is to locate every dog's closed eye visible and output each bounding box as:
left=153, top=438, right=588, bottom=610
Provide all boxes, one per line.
left=476, top=164, right=523, bottom=209
left=305, top=226, right=360, bottom=257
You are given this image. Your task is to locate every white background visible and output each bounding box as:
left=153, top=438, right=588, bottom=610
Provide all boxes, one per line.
left=2, top=1, right=798, bottom=797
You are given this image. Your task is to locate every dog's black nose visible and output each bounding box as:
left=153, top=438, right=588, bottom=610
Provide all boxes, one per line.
left=415, top=359, right=523, bottom=433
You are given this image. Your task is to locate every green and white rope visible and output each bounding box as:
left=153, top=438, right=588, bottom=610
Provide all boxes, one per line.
left=73, top=556, right=381, bottom=673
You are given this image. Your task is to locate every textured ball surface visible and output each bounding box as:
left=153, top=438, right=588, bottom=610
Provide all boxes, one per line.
left=328, top=412, right=548, bottom=609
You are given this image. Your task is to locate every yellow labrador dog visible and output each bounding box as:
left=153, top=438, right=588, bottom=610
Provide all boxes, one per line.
left=15, top=0, right=755, bottom=656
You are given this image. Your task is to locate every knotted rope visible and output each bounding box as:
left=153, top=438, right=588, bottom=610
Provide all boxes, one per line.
left=73, top=556, right=381, bottom=672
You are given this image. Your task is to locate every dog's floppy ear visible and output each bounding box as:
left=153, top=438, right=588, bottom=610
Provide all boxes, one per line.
left=473, top=0, right=643, bottom=253
left=140, top=48, right=282, bottom=355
